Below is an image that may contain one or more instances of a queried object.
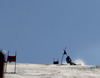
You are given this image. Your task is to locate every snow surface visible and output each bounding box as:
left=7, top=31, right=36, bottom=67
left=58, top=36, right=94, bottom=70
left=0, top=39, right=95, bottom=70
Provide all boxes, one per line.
left=4, top=63, right=100, bottom=78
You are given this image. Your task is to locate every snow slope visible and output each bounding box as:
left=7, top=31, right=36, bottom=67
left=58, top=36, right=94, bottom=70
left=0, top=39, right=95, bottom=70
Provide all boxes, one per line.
left=5, top=63, right=100, bottom=78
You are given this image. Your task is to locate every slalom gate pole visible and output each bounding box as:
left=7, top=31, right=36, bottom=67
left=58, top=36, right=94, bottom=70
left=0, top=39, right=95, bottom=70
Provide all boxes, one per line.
left=61, top=49, right=68, bottom=64
left=61, top=54, right=64, bottom=65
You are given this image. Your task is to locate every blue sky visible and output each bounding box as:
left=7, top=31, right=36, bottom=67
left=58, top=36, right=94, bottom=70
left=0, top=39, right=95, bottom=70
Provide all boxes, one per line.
left=0, top=0, right=100, bottom=65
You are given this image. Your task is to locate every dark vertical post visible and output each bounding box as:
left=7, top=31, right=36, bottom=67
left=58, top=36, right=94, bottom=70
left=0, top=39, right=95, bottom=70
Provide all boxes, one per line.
left=0, top=52, right=4, bottom=78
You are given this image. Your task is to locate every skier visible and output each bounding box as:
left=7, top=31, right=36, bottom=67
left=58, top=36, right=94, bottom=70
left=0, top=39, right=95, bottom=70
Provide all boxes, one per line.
left=66, top=56, right=76, bottom=65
